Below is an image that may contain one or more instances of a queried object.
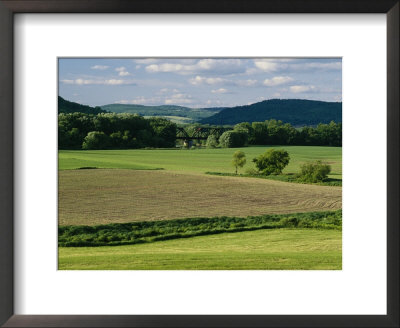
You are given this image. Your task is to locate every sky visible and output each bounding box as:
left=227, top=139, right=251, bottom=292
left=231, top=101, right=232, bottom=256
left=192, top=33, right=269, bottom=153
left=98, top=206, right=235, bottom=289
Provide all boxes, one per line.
left=59, top=58, right=342, bottom=108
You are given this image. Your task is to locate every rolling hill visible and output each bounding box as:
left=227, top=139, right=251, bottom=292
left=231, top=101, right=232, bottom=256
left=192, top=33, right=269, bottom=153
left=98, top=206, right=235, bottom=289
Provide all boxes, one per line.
left=199, top=99, right=342, bottom=126
left=58, top=96, right=108, bottom=115
left=101, top=103, right=222, bottom=123
left=59, top=97, right=342, bottom=126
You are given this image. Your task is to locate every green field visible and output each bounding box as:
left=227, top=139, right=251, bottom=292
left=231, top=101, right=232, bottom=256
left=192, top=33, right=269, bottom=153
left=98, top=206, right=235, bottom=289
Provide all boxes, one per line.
left=58, top=145, right=342, bottom=270
left=59, top=146, right=342, bottom=179
left=59, top=228, right=342, bottom=270
left=143, top=115, right=194, bottom=124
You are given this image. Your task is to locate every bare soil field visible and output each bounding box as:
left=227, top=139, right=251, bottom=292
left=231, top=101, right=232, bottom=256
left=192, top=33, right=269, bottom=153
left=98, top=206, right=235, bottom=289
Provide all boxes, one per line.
left=59, top=169, right=342, bottom=226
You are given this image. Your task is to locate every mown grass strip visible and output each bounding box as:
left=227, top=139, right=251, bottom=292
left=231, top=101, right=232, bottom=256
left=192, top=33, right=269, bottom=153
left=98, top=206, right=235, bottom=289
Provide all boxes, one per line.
left=59, top=210, right=341, bottom=247
left=205, top=171, right=342, bottom=186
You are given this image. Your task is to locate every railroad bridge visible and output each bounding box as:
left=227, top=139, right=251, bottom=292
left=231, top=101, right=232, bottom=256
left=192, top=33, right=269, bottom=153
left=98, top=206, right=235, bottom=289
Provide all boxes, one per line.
left=176, top=126, right=230, bottom=147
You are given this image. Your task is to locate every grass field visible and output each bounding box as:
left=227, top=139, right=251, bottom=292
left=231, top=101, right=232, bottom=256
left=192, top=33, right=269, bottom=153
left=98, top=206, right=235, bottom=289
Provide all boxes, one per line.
left=59, top=169, right=342, bottom=225
left=143, top=115, right=194, bottom=124
left=59, top=146, right=342, bottom=179
left=58, top=145, right=342, bottom=270
left=58, top=228, right=342, bottom=270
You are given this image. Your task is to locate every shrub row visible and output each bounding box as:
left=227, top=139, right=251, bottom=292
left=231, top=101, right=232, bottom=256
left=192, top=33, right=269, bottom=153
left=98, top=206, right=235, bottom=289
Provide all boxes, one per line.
left=59, top=210, right=342, bottom=247
left=205, top=171, right=342, bottom=186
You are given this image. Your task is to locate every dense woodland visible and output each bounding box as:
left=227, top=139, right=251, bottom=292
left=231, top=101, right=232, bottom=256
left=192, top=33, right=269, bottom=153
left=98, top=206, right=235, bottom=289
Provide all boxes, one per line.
left=229, top=120, right=341, bottom=147
left=58, top=111, right=341, bottom=150
left=58, top=113, right=177, bottom=149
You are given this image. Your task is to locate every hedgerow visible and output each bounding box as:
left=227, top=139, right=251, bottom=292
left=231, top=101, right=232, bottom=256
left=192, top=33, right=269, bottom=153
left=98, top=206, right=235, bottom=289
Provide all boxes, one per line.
left=59, top=210, right=342, bottom=247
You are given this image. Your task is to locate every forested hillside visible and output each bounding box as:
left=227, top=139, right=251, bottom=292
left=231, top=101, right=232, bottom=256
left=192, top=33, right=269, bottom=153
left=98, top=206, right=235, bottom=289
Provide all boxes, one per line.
left=200, top=99, right=342, bottom=126
left=58, top=96, right=108, bottom=115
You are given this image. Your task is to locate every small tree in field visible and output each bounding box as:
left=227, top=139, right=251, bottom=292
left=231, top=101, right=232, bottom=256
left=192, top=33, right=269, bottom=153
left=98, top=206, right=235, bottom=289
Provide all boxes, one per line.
left=252, top=149, right=290, bottom=175
left=298, top=160, right=331, bottom=182
left=232, top=151, right=246, bottom=174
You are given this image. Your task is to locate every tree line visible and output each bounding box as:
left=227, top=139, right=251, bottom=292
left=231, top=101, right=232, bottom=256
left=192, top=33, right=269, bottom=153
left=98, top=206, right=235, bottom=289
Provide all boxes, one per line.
left=206, top=119, right=342, bottom=148
left=59, top=112, right=341, bottom=150
left=58, top=112, right=176, bottom=149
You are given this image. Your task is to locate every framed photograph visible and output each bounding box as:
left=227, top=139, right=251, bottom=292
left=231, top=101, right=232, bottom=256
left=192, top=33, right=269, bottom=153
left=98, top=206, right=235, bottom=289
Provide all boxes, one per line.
left=0, top=1, right=398, bottom=327
left=57, top=56, right=343, bottom=271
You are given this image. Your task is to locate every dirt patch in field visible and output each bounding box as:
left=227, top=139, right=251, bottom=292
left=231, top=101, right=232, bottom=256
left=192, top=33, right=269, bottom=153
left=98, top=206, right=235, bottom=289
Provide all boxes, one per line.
left=59, top=169, right=342, bottom=225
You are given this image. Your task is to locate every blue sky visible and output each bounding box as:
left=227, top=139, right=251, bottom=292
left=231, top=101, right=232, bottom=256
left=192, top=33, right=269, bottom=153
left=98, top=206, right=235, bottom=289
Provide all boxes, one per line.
left=59, top=58, right=342, bottom=108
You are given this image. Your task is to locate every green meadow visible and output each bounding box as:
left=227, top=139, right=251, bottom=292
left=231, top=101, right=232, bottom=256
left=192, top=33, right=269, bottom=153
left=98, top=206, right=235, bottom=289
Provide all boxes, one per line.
left=58, top=145, right=342, bottom=270
left=59, top=145, right=342, bottom=179
left=59, top=228, right=342, bottom=270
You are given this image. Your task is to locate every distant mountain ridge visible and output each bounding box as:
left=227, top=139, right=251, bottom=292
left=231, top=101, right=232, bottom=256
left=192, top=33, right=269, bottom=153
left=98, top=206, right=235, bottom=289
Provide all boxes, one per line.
left=199, top=99, right=342, bottom=126
left=59, top=97, right=341, bottom=127
left=101, top=103, right=221, bottom=123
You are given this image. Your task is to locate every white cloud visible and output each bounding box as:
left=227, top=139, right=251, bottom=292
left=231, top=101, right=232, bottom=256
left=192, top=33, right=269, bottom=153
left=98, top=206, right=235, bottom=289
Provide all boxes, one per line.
left=146, top=63, right=183, bottom=73
left=116, top=93, right=194, bottom=106
left=157, top=88, right=180, bottom=95
left=61, top=79, right=133, bottom=85
left=115, top=66, right=131, bottom=76
left=164, top=93, right=193, bottom=105
left=145, top=59, right=244, bottom=75
left=206, top=99, right=222, bottom=106
left=115, top=96, right=161, bottom=105
left=253, top=60, right=280, bottom=72
left=236, top=79, right=258, bottom=86
left=189, top=76, right=226, bottom=85
left=190, top=76, right=258, bottom=87
left=304, top=62, right=342, bottom=70
left=289, top=85, right=317, bottom=93
left=90, top=65, right=109, bottom=70
left=250, top=59, right=341, bottom=74
left=133, top=59, right=159, bottom=64
left=211, top=88, right=228, bottom=94
left=263, top=76, right=293, bottom=86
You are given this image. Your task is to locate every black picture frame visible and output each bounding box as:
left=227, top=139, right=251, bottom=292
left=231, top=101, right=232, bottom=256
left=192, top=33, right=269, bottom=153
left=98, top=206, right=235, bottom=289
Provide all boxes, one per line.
left=0, top=1, right=398, bottom=327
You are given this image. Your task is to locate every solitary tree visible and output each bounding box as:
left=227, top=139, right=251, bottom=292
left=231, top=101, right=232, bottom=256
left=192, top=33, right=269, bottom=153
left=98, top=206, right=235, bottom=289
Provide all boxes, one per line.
left=298, top=160, right=331, bottom=182
left=232, top=151, right=246, bottom=174
left=252, top=149, right=290, bottom=175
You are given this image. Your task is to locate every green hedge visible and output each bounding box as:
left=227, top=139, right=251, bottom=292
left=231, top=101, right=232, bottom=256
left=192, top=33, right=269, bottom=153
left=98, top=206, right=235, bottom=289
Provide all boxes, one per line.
left=59, top=210, right=342, bottom=247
